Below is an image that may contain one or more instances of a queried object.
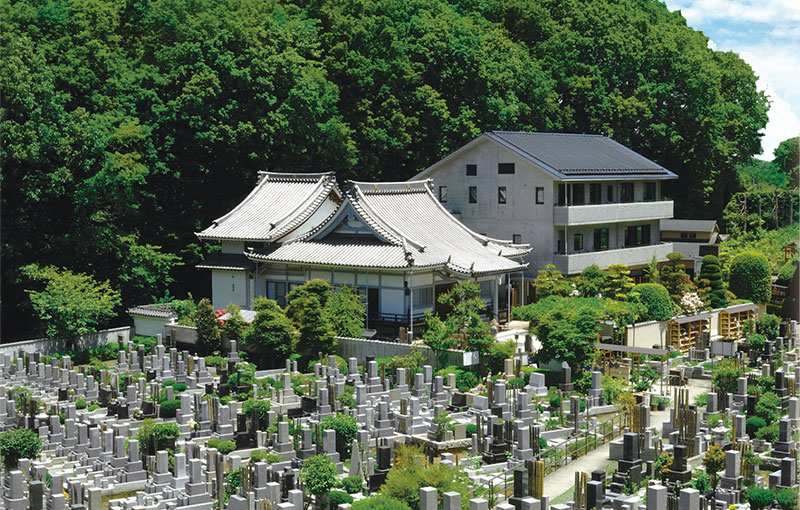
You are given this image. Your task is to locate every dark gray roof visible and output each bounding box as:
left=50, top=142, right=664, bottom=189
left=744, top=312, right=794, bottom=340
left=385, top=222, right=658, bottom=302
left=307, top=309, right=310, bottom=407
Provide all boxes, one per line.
left=488, top=131, right=677, bottom=178
left=127, top=304, right=177, bottom=319
left=196, top=252, right=255, bottom=271
left=660, top=219, right=718, bottom=232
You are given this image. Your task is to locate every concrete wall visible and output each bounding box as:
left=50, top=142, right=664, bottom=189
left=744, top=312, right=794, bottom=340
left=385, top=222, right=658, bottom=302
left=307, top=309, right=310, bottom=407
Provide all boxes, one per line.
left=625, top=320, right=669, bottom=350
left=554, top=242, right=674, bottom=274
left=0, top=326, right=132, bottom=358
left=335, top=336, right=474, bottom=367
left=132, top=315, right=171, bottom=338
left=211, top=269, right=249, bottom=310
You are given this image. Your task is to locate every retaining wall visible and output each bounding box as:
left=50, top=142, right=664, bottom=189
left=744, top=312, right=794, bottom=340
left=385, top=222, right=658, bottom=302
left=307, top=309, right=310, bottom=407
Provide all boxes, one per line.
left=0, top=326, right=132, bottom=357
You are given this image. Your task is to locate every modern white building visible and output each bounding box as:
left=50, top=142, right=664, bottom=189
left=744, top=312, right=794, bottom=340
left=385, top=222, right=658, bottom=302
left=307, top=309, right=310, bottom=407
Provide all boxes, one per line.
left=413, top=131, right=680, bottom=287
left=196, top=172, right=530, bottom=331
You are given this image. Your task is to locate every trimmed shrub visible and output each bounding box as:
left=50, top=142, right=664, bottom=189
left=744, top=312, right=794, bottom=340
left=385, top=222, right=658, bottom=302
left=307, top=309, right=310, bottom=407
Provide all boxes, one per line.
left=242, top=398, right=271, bottom=422
left=339, top=475, right=363, bottom=494
left=465, top=424, right=478, bottom=437
left=173, top=382, right=188, bottom=392
left=321, top=414, right=359, bottom=458
left=75, top=398, right=87, bottom=410
left=159, top=399, right=181, bottom=418
left=776, top=487, right=798, bottom=510
left=755, top=391, right=781, bottom=424
left=207, top=437, right=221, bottom=450
left=777, top=258, right=798, bottom=285
left=748, top=333, right=766, bottom=353
left=729, top=252, right=771, bottom=303
left=746, top=486, right=775, bottom=510
left=351, top=495, right=411, bottom=510
left=745, top=416, right=766, bottom=437
left=330, top=490, right=355, bottom=508
left=756, top=313, right=781, bottom=340
left=698, top=255, right=727, bottom=308
left=756, top=422, right=779, bottom=443
left=634, top=283, right=673, bottom=321
left=218, top=441, right=237, bottom=455
left=250, top=449, right=282, bottom=464
left=0, top=429, right=42, bottom=468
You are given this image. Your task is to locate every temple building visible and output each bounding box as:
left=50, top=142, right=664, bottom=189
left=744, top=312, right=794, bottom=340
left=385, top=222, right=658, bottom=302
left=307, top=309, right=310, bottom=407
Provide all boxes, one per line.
left=196, top=172, right=530, bottom=332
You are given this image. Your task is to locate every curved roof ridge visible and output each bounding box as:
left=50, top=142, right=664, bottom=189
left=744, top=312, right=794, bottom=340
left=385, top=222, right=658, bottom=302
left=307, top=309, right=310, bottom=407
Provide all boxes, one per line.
left=347, top=183, right=427, bottom=253
left=266, top=178, right=338, bottom=241
left=258, top=171, right=335, bottom=181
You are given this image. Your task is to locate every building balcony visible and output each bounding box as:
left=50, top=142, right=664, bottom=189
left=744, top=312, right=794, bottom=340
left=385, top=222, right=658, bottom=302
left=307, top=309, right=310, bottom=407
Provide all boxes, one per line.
left=553, top=242, right=674, bottom=275
left=553, top=200, right=674, bottom=226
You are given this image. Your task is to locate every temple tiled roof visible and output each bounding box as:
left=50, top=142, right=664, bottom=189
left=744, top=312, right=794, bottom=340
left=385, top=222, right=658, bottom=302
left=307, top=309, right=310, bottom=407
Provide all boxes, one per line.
left=197, top=172, right=337, bottom=241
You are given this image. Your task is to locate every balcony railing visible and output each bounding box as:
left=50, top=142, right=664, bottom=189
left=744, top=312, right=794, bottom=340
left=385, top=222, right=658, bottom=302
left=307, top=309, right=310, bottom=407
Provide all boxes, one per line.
left=552, top=242, right=674, bottom=274
left=553, top=200, right=673, bottom=226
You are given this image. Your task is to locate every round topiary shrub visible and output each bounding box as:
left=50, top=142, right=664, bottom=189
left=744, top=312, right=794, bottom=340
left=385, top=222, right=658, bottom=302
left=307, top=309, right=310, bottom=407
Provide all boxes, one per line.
left=634, top=283, right=673, bottom=321
left=339, top=475, right=363, bottom=494
left=207, top=437, right=221, bottom=450
left=756, top=313, right=781, bottom=340
left=159, top=399, right=181, bottom=418
left=698, top=255, right=727, bottom=308
left=75, top=398, right=87, bottom=410
left=729, top=252, right=771, bottom=303
left=218, top=440, right=237, bottom=455
left=330, top=490, right=355, bottom=508
left=465, top=424, right=478, bottom=437
left=0, top=428, right=42, bottom=468
left=746, top=486, right=775, bottom=510
left=745, top=416, right=766, bottom=437
left=172, top=382, right=188, bottom=393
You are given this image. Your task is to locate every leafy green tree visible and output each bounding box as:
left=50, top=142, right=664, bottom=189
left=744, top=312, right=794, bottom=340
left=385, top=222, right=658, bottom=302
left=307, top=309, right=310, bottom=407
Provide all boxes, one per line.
left=222, top=303, right=248, bottom=343
left=746, top=486, right=775, bottom=510
left=422, top=313, right=458, bottom=368
left=295, top=294, right=336, bottom=358
left=0, top=429, right=42, bottom=468
left=534, top=265, right=573, bottom=298
left=755, top=391, right=781, bottom=425
left=300, top=455, right=338, bottom=508
left=653, top=451, right=673, bottom=483
left=484, top=339, right=517, bottom=374
left=381, top=445, right=471, bottom=510
left=729, top=252, right=772, bottom=303
left=711, top=359, right=741, bottom=394
left=703, top=443, right=725, bottom=489
left=697, top=255, right=727, bottom=308
left=748, top=333, right=766, bottom=360
left=320, top=414, right=359, bottom=458
left=438, top=282, right=493, bottom=356
left=21, top=265, right=121, bottom=342
left=286, top=280, right=332, bottom=326
left=756, top=313, right=781, bottom=340
left=244, top=298, right=294, bottom=362
left=756, top=422, right=779, bottom=443
left=633, top=283, right=673, bottom=321
left=575, top=265, right=607, bottom=297
left=660, top=253, right=692, bottom=305
left=691, top=470, right=712, bottom=494
left=195, top=298, right=221, bottom=353
left=325, top=286, right=365, bottom=339
left=772, top=137, right=799, bottom=187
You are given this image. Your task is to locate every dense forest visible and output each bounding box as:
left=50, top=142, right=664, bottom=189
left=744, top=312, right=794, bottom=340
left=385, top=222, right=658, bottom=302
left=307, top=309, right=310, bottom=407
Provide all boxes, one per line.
left=1, top=0, right=771, bottom=340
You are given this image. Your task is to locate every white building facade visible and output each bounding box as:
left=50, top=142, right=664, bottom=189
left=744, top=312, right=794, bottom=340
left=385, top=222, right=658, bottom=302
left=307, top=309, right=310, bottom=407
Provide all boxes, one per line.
left=413, top=132, right=679, bottom=283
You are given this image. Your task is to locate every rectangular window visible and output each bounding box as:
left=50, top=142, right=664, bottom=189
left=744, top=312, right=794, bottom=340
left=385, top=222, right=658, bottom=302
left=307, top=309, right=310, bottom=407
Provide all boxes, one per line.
left=536, top=187, right=545, bottom=204
left=469, top=186, right=478, bottom=204
left=498, top=163, right=515, bottom=174
left=644, top=182, right=657, bottom=201
left=574, top=233, right=584, bottom=252
left=513, top=234, right=522, bottom=244
left=593, top=228, right=609, bottom=251
left=607, top=185, right=614, bottom=202
left=621, top=182, right=634, bottom=203
left=572, top=183, right=585, bottom=205
left=589, top=183, right=602, bottom=204
left=267, top=281, right=287, bottom=307
left=413, top=287, right=433, bottom=308
left=438, top=186, right=448, bottom=203
left=498, top=187, right=507, bottom=204
left=466, top=164, right=477, bottom=176
left=642, top=224, right=651, bottom=244
left=624, top=226, right=638, bottom=247
left=558, top=184, right=567, bottom=206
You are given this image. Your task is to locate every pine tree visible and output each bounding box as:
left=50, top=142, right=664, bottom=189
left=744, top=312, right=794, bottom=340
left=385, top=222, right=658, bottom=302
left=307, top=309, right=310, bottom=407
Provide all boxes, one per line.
left=660, top=252, right=692, bottom=305
left=196, top=298, right=221, bottom=353
left=697, top=255, right=727, bottom=308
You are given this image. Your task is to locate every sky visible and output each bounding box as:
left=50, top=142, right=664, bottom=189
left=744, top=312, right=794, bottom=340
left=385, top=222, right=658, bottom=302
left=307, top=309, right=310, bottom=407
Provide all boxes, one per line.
left=662, top=0, right=800, bottom=160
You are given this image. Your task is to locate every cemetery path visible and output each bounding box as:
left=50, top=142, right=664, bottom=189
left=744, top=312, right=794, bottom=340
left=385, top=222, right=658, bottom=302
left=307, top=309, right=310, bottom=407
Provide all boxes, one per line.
left=543, top=377, right=712, bottom=500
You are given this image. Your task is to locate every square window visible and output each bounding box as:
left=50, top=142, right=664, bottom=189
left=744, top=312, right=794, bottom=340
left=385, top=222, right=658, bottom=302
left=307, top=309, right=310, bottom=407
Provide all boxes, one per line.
left=498, top=163, right=515, bottom=174
left=469, top=186, right=478, bottom=204
left=466, top=164, right=477, bottom=176
left=536, top=187, right=545, bottom=204
left=498, top=187, right=507, bottom=204
left=438, top=186, right=448, bottom=203
left=513, top=234, right=522, bottom=244
left=574, top=233, right=584, bottom=252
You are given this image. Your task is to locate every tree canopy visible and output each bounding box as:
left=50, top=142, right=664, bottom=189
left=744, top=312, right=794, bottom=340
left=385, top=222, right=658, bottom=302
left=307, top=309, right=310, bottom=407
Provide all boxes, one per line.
left=1, top=0, right=769, bottom=339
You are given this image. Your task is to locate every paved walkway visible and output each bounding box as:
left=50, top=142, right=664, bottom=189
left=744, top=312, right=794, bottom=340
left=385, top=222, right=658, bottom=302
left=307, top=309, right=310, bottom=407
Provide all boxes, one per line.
left=542, top=377, right=712, bottom=500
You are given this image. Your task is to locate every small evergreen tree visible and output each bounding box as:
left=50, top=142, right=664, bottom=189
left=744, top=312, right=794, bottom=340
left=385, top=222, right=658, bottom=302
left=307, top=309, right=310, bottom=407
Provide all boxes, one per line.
left=729, top=252, right=772, bottom=303
left=746, top=486, right=775, bottom=510
left=644, top=254, right=661, bottom=284
left=300, top=455, right=338, bottom=510
left=325, top=286, right=365, bottom=338
left=222, top=303, right=248, bottom=343
left=703, top=443, right=725, bottom=489
left=575, top=265, right=607, bottom=297
left=756, top=313, right=781, bottom=340
left=294, top=294, right=335, bottom=357
left=601, top=264, right=635, bottom=301
left=697, top=255, right=727, bottom=308
left=660, top=252, right=693, bottom=305
left=243, top=298, right=294, bottom=362
left=196, top=297, right=221, bottom=352
left=286, top=279, right=332, bottom=327
left=534, top=264, right=572, bottom=298
left=422, top=312, right=457, bottom=368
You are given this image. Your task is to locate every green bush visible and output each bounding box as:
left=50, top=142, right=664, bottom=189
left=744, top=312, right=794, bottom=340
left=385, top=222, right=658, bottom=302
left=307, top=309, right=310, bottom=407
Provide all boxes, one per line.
left=548, top=392, right=561, bottom=409
left=88, top=403, right=100, bottom=412
left=173, top=382, right=188, bottom=392
left=694, top=394, right=707, bottom=407
left=162, top=379, right=176, bottom=387
left=339, top=475, right=363, bottom=494
left=136, top=420, right=180, bottom=451
left=456, top=370, right=480, bottom=392
left=250, top=449, right=282, bottom=464
left=205, top=355, right=226, bottom=368
left=746, top=486, right=775, bottom=510
left=745, top=416, right=766, bottom=437
left=691, top=470, right=712, bottom=494
left=330, top=490, right=355, bottom=507
left=242, top=398, right=271, bottom=422
left=338, top=386, right=356, bottom=409
left=729, top=252, right=772, bottom=303
left=0, top=428, right=42, bottom=468
left=634, top=283, right=673, bottom=321
left=159, top=399, right=181, bottom=418
left=218, top=440, right=237, bottom=455
left=507, top=377, right=526, bottom=390
left=133, top=336, right=157, bottom=355
left=465, top=424, right=478, bottom=437
left=755, top=391, right=781, bottom=424
left=75, top=398, right=87, bottom=410
left=351, top=495, right=411, bottom=510
left=300, top=455, right=338, bottom=496
left=698, top=255, right=727, bottom=308
left=321, top=414, right=359, bottom=458
left=538, top=437, right=547, bottom=448
left=207, top=437, right=221, bottom=450
left=755, top=422, right=779, bottom=443
left=712, top=359, right=741, bottom=394
left=756, top=313, right=781, bottom=340
left=777, top=258, right=798, bottom=285
left=776, top=487, right=798, bottom=510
